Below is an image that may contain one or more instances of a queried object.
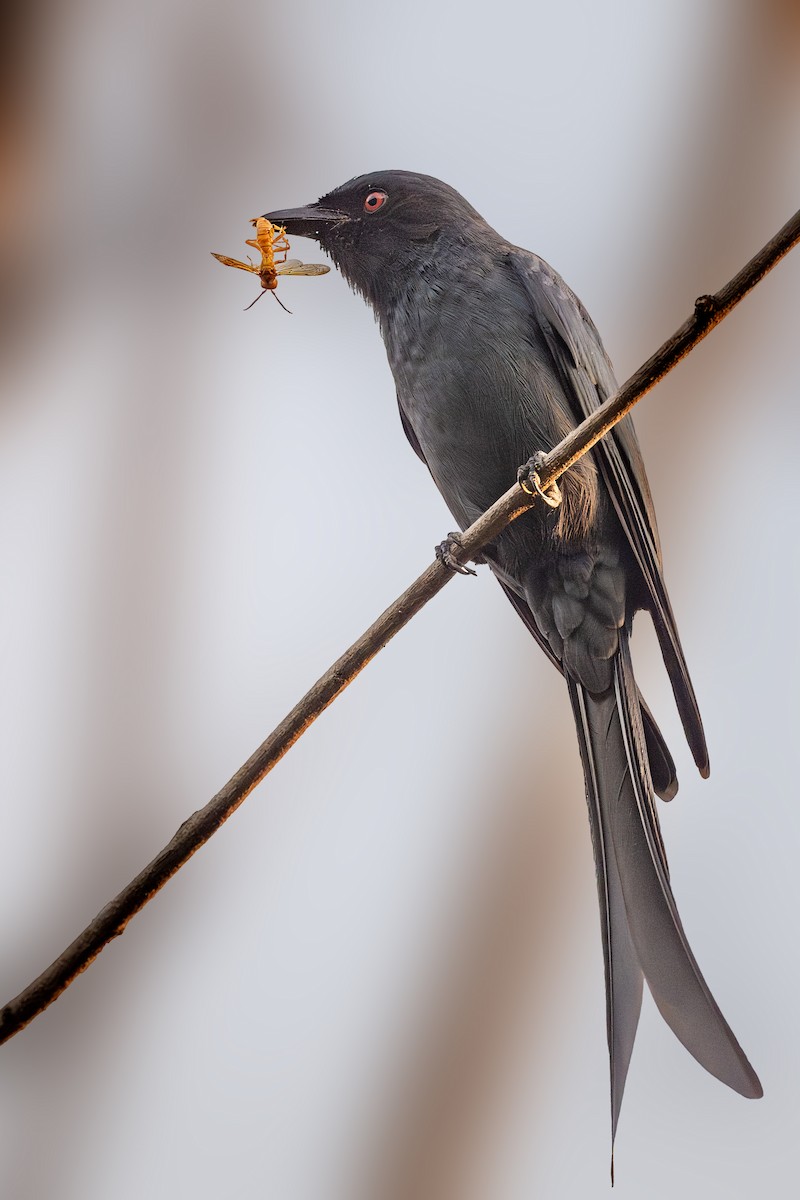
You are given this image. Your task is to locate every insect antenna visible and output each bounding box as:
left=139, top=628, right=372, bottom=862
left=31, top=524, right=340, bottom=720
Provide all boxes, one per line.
left=270, top=291, right=293, bottom=315
left=244, top=289, right=269, bottom=311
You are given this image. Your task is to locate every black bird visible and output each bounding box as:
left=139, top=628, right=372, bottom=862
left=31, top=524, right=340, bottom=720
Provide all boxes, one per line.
left=265, top=171, right=762, bottom=1136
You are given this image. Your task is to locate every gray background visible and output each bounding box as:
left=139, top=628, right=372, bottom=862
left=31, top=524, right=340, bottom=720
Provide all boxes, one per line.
left=1, top=1, right=798, bottom=1196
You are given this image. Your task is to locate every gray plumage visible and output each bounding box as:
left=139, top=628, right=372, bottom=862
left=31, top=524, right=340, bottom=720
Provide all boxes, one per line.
left=265, top=171, right=762, bottom=1138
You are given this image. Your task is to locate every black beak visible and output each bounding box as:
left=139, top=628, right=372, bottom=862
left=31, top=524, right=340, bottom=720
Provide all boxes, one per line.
left=262, top=205, right=348, bottom=240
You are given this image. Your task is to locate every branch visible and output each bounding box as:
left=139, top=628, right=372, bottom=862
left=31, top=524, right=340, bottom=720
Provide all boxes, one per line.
left=2, top=205, right=798, bottom=1048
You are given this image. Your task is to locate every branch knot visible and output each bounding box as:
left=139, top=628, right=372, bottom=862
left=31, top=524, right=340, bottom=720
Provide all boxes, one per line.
left=694, top=293, right=720, bottom=326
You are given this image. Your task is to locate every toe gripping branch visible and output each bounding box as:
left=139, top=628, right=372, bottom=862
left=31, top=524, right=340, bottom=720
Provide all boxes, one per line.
left=517, top=452, right=563, bottom=508
left=435, top=532, right=478, bottom=576
left=436, top=451, right=561, bottom=577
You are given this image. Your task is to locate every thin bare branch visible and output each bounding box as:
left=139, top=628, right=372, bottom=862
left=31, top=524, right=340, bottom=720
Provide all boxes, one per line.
left=1, top=204, right=798, bottom=1048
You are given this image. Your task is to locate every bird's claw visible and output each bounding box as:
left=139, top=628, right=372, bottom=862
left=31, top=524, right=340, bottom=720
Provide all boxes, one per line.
left=517, top=452, right=562, bottom=508
left=435, top=532, right=477, bottom=576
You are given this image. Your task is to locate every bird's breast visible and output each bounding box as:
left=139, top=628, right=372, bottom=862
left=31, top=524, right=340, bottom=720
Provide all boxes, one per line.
left=383, top=278, right=596, bottom=538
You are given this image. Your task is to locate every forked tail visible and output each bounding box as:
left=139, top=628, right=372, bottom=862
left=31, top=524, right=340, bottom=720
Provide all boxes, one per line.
left=566, top=630, right=762, bottom=1139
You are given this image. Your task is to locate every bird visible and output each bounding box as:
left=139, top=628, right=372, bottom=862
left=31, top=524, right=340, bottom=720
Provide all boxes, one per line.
left=264, top=171, right=762, bottom=1140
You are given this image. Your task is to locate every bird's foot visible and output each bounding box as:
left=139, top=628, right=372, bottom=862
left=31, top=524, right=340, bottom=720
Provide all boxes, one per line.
left=517, top=452, right=562, bottom=508
left=435, top=532, right=478, bottom=576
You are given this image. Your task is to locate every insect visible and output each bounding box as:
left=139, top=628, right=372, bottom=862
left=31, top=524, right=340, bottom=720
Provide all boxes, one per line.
left=212, top=216, right=330, bottom=312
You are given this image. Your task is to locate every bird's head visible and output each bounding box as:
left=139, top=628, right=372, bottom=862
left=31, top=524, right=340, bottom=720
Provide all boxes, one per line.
left=264, top=170, right=488, bottom=308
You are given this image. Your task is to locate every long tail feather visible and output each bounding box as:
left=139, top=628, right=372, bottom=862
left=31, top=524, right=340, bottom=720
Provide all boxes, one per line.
left=568, top=631, right=762, bottom=1138
left=568, top=680, right=643, bottom=1141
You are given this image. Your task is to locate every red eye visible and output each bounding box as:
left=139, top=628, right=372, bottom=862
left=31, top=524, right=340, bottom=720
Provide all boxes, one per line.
left=363, top=190, right=388, bottom=213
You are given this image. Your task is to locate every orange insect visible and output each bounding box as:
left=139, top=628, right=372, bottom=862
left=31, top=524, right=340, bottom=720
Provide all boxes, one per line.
left=212, top=216, right=330, bottom=312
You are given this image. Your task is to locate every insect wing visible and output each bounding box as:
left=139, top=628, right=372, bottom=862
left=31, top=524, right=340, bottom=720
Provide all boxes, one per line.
left=211, top=252, right=258, bottom=274
left=276, top=260, right=331, bottom=277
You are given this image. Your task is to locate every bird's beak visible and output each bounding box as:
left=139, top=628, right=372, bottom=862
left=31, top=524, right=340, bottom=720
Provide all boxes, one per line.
left=262, top=204, right=348, bottom=240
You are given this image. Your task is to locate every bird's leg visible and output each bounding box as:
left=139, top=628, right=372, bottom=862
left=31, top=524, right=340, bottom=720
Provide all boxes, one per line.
left=517, top=451, right=562, bottom=508
left=435, top=531, right=478, bottom=576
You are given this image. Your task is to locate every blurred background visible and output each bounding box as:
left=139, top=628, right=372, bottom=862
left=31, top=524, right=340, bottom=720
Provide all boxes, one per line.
left=1, top=1, right=798, bottom=1196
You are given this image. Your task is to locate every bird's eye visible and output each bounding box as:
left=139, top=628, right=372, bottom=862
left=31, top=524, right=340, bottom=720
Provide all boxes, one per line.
left=363, top=190, right=388, bottom=213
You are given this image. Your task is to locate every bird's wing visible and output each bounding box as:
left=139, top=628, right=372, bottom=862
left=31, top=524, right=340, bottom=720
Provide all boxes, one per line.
left=396, top=393, right=428, bottom=464
left=507, top=249, right=708, bottom=776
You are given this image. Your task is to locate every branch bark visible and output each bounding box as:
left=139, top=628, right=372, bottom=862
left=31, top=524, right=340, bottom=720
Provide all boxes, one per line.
left=1, top=204, right=798, bottom=1048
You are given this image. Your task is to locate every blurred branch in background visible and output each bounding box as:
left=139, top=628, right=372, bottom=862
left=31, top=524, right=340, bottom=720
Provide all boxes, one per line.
left=1, top=200, right=798, bottom=1050
left=626, top=0, right=800, bottom=473
left=358, top=725, right=576, bottom=1200
left=0, top=1, right=50, bottom=358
